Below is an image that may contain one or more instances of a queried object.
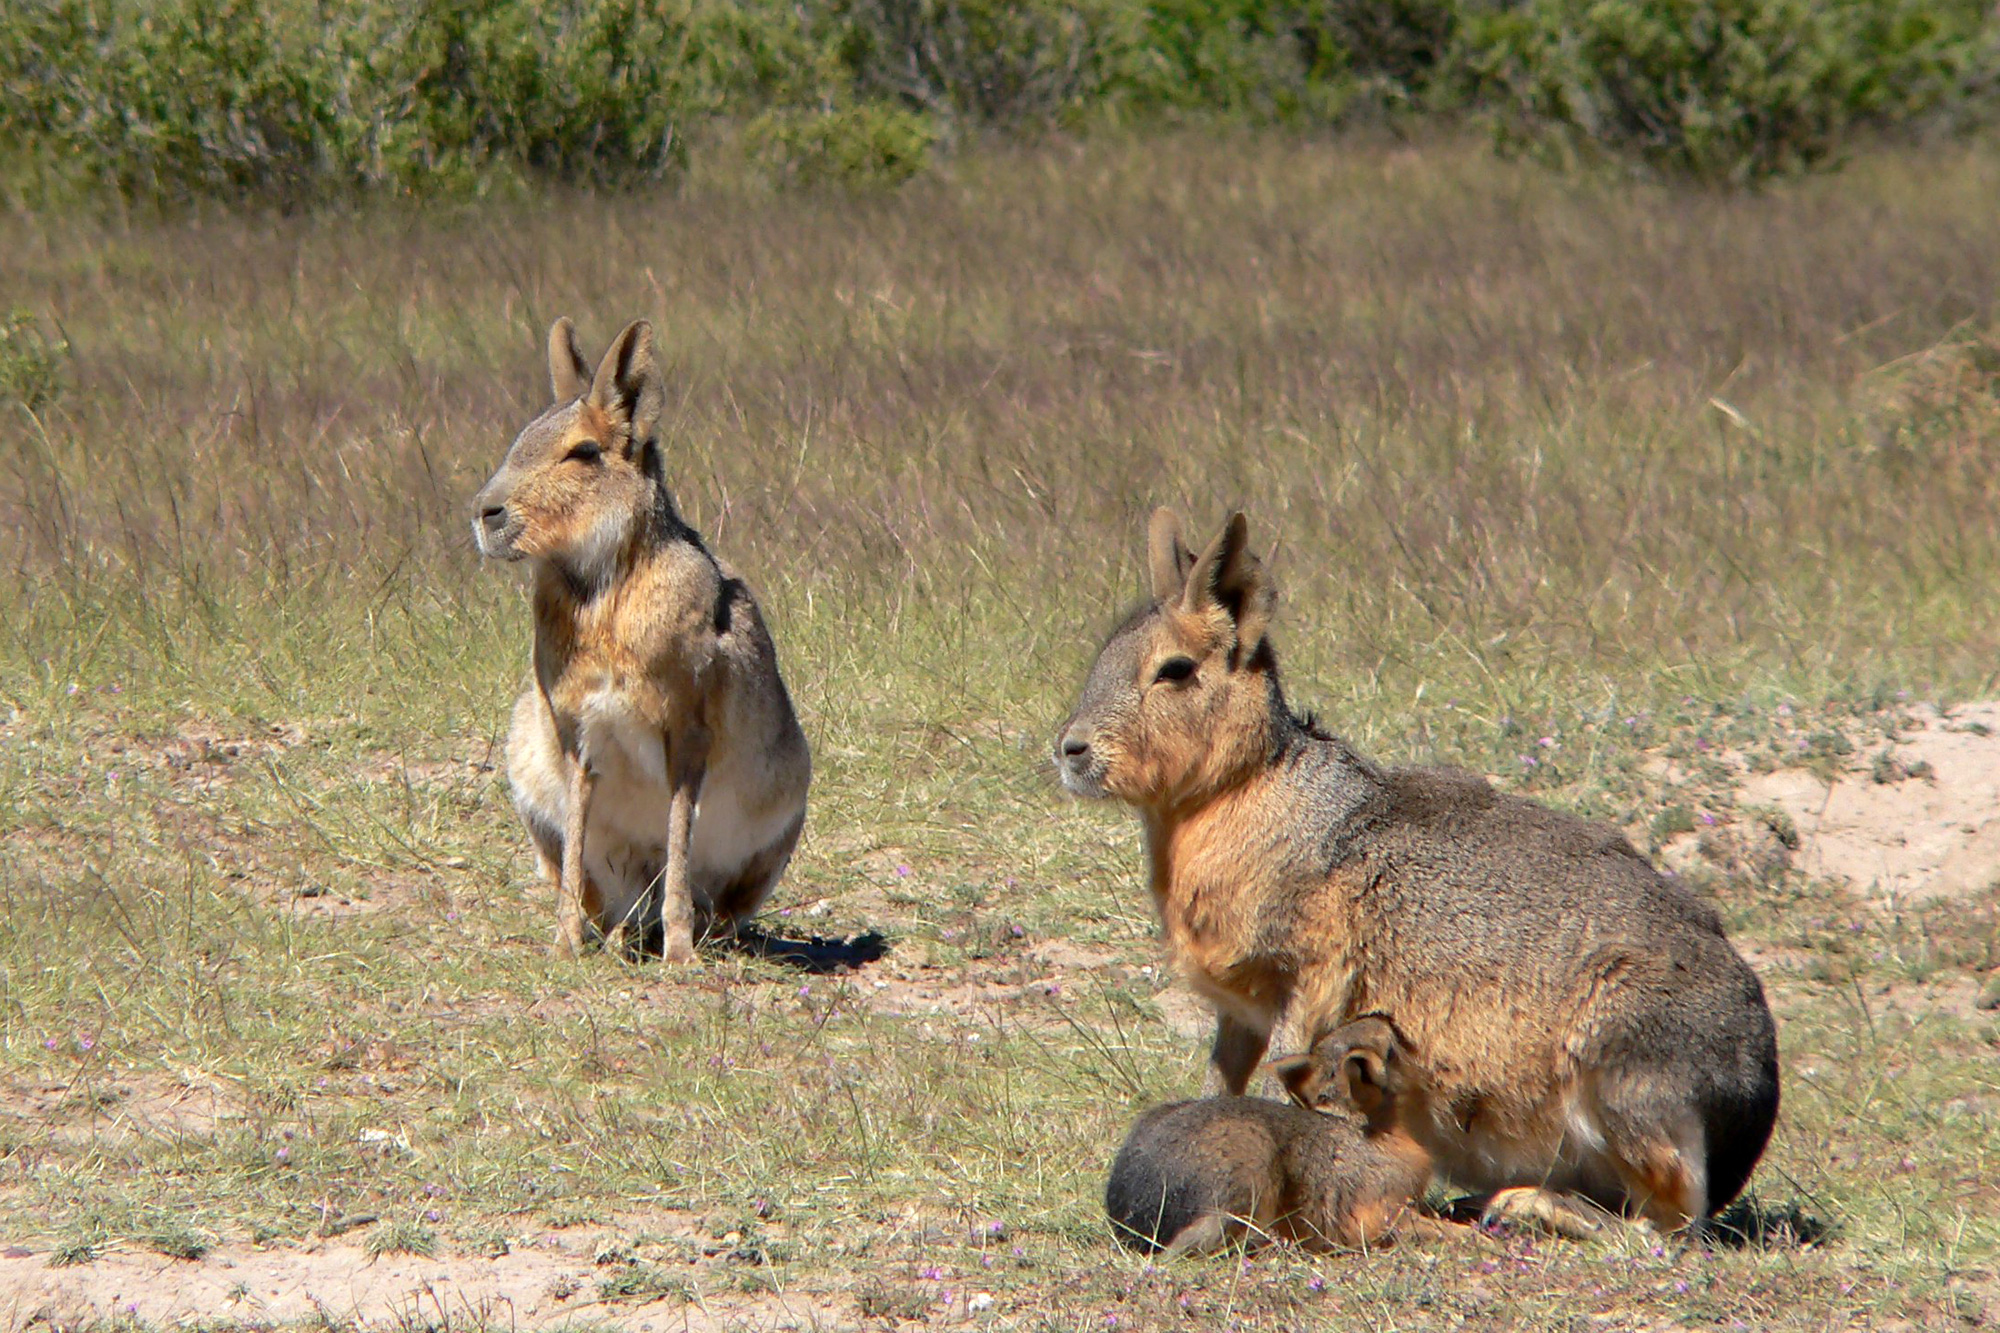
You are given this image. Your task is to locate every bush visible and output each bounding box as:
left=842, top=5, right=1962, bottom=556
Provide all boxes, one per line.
left=744, top=102, right=940, bottom=186
left=828, top=0, right=1146, bottom=130
left=0, top=0, right=797, bottom=205
left=0, top=0, right=1994, bottom=203
left=0, top=309, right=69, bottom=413
left=1467, top=0, right=1999, bottom=183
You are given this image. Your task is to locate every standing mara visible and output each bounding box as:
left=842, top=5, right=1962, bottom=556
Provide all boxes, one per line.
left=473, top=318, right=810, bottom=963
left=1057, top=509, right=1779, bottom=1232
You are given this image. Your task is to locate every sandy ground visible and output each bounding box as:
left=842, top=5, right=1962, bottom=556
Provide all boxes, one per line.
left=0, top=1239, right=858, bottom=1331
left=1739, top=702, right=2000, bottom=903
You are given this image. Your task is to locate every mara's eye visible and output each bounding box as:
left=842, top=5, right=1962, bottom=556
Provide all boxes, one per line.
left=564, top=441, right=603, bottom=464
left=1153, top=656, right=1197, bottom=685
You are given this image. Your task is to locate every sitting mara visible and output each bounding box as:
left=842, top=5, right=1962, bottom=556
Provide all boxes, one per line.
left=1057, top=509, right=1779, bottom=1232
left=1106, top=1015, right=1434, bottom=1255
left=473, top=318, right=810, bottom=962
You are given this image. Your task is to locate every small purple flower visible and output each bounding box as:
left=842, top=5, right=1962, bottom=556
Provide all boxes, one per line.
left=1009, top=925, right=1023, bottom=937
left=919, top=1265, right=945, bottom=1280
left=424, top=1209, right=441, bottom=1223
left=108, top=684, right=122, bottom=694
left=424, top=1183, right=445, bottom=1197
left=444, top=911, right=459, bottom=922
left=275, top=1146, right=290, bottom=1163
left=314, top=1076, right=328, bottom=1088
left=779, top=907, right=792, bottom=917
left=988, top=1221, right=1006, bottom=1237
left=797, top=985, right=811, bottom=998
left=42, top=1037, right=57, bottom=1051
left=1673, top=1279, right=1689, bottom=1294
left=1521, top=756, right=1538, bottom=768
left=123, top=1303, right=138, bottom=1317
left=1537, top=736, right=1555, bottom=748
left=1044, top=983, right=1061, bottom=996
left=1699, top=812, right=1717, bottom=826
left=1776, top=704, right=1793, bottom=718
left=1104, top=1317, right=1119, bottom=1329
left=1307, top=1276, right=1326, bottom=1293
left=895, top=864, right=911, bottom=878
left=1695, top=738, right=1711, bottom=751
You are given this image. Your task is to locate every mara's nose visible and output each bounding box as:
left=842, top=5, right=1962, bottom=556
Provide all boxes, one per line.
left=479, top=504, right=507, bottom=531
left=1059, top=732, right=1090, bottom=762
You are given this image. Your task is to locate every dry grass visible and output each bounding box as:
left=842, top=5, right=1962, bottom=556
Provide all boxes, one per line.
left=0, top=130, right=1997, bottom=1329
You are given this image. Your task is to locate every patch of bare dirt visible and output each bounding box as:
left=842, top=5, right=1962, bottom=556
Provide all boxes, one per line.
left=1739, top=703, right=2000, bottom=903
left=0, top=1240, right=858, bottom=1331
left=0, top=1072, right=234, bottom=1151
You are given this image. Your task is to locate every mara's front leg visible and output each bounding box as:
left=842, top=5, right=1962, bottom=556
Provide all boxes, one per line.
left=1204, top=1011, right=1275, bottom=1097
left=556, top=759, right=598, bottom=957
left=658, top=726, right=710, bottom=965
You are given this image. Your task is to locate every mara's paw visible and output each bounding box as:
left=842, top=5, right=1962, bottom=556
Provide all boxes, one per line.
left=1477, top=1188, right=1620, bottom=1243
left=552, top=919, right=587, bottom=959
left=661, top=933, right=698, bottom=966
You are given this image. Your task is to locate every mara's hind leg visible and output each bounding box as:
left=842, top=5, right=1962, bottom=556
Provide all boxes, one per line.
left=1605, top=1137, right=1706, bottom=1233
left=1160, top=1213, right=1232, bottom=1258
left=704, top=809, right=806, bottom=939
left=1587, top=1067, right=1710, bottom=1232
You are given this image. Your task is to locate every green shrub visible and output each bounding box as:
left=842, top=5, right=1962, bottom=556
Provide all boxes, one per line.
left=1298, top=0, right=1462, bottom=99
left=1467, top=0, right=1999, bottom=183
left=745, top=102, right=940, bottom=186
left=0, top=0, right=796, bottom=205
left=0, top=309, right=68, bottom=413
left=826, top=0, right=1150, bottom=130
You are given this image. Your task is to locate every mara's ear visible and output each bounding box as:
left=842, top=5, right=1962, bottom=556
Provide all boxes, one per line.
left=1147, top=508, right=1193, bottom=602
left=1342, top=1047, right=1388, bottom=1115
left=1182, top=511, right=1276, bottom=663
left=587, top=319, right=665, bottom=448
left=1267, top=1054, right=1320, bottom=1110
left=548, top=317, right=590, bottom=402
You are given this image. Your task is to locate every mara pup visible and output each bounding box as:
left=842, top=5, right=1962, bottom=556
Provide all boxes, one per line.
left=1058, top=510, right=1779, bottom=1232
left=1106, top=1015, right=1434, bottom=1255
left=473, top=318, right=810, bottom=962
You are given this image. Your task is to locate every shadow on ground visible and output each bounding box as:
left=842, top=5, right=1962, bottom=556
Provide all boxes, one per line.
left=720, top=924, right=892, bottom=974
left=1708, top=1194, right=1837, bottom=1249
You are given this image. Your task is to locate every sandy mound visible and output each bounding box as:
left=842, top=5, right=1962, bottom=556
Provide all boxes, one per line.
left=1739, top=703, right=2000, bottom=903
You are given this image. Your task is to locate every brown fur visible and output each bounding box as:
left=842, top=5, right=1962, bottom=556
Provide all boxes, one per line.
left=1105, top=1016, right=1434, bottom=1254
left=475, top=319, right=811, bottom=962
left=1060, top=510, right=1781, bottom=1231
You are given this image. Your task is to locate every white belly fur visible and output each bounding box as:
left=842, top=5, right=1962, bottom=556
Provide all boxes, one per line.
left=508, top=689, right=799, bottom=928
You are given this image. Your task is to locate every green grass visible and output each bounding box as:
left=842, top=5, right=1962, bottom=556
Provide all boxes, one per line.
left=0, top=131, right=1997, bottom=1328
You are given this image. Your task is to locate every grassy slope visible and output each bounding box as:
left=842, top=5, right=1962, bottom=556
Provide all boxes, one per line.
left=0, top=132, right=1997, bottom=1329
